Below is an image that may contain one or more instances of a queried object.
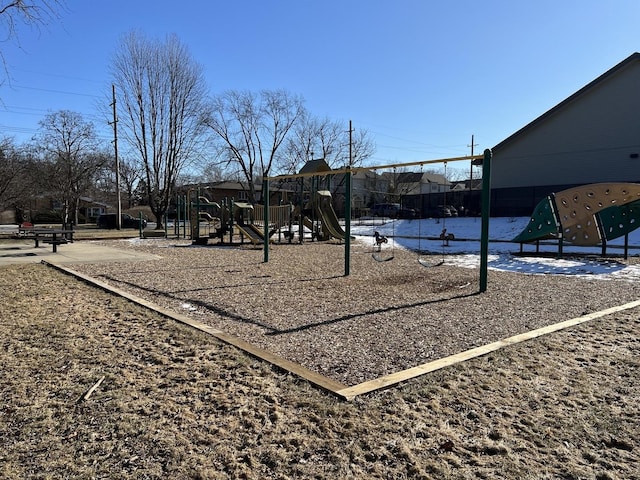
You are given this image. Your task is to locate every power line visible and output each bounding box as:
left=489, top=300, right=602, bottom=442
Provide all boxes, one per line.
left=0, top=124, right=39, bottom=135
left=12, top=68, right=105, bottom=85
left=9, top=83, right=102, bottom=98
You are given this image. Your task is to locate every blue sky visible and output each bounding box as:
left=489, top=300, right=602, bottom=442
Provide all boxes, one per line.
left=1, top=0, right=639, bottom=168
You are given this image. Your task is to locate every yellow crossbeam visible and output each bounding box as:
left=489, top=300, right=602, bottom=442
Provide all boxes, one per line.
left=266, top=154, right=484, bottom=181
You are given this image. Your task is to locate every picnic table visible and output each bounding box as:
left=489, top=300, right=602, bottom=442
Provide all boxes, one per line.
left=16, top=226, right=75, bottom=253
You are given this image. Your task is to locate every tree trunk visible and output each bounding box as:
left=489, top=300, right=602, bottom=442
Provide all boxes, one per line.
left=151, top=204, right=165, bottom=230
left=74, top=197, right=80, bottom=225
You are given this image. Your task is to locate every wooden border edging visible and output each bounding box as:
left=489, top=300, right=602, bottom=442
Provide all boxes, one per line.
left=335, top=299, right=640, bottom=399
left=42, top=261, right=640, bottom=401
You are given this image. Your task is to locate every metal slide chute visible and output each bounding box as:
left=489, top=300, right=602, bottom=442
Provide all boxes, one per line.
left=235, top=224, right=264, bottom=245
left=313, top=191, right=346, bottom=241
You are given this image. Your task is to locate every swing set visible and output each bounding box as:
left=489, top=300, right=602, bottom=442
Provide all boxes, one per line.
left=372, top=227, right=394, bottom=262
left=263, top=149, right=493, bottom=292
left=371, top=173, right=397, bottom=262
left=418, top=161, right=449, bottom=268
left=371, top=161, right=453, bottom=267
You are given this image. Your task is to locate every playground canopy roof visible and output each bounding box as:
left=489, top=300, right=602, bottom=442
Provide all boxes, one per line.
left=299, top=158, right=331, bottom=175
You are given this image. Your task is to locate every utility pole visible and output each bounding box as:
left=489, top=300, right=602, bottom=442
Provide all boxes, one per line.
left=468, top=134, right=478, bottom=191
left=110, top=84, right=122, bottom=230
left=348, top=120, right=353, bottom=167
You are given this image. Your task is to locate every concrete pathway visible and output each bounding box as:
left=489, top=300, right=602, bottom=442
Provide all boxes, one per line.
left=0, top=240, right=161, bottom=266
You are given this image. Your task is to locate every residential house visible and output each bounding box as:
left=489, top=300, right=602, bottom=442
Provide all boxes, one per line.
left=78, top=197, right=110, bottom=223
left=393, top=172, right=448, bottom=196
left=382, top=171, right=451, bottom=216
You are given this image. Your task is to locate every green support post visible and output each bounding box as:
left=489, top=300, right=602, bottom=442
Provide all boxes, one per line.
left=181, top=197, right=184, bottom=238
left=184, top=195, right=188, bottom=239
left=310, top=176, right=316, bottom=241
left=228, top=198, right=232, bottom=243
left=196, top=188, right=201, bottom=240
left=344, top=167, right=352, bottom=276
left=299, top=179, right=304, bottom=242
left=624, top=233, right=629, bottom=260
left=182, top=195, right=185, bottom=238
left=183, top=195, right=187, bottom=238
left=263, top=179, right=270, bottom=263
left=479, top=149, right=492, bottom=292
left=175, top=196, right=180, bottom=238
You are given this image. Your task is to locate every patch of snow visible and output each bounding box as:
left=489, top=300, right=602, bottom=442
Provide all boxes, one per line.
left=350, top=217, right=640, bottom=280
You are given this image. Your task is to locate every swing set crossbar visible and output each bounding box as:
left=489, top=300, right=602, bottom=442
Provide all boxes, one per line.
left=264, top=154, right=483, bottom=181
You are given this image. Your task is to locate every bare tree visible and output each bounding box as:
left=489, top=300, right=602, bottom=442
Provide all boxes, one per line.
left=0, top=1, right=66, bottom=85
left=280, top=114, right=316, bottom=174
left=111, top=32, right=208, bottom=228
left=281, top=115, right=375, bottom=197
left=118, top=158, right=143, bottom=208
left=202, top=89, right=305, bottom=203
left=0, top=136, right=33, bottom=218
left=349, top=127, right=376, bottom=168
left=284, top=115, right=375, bottom=172
left=94, top=156, right=143, bottom=209
left=193, top=159, right=229, bottom=184
left=35, top=110, right=107, bottom=225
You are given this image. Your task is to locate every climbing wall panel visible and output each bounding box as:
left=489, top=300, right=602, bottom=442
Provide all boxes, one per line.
left=598, top=199, right=640, bottom=241
left=512, top=196, right=559, bottom=243
left=554, top=183, right=640, bottom=246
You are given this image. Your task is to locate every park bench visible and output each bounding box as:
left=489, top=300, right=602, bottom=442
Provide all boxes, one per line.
left=16, top=226, right=74, bottom=253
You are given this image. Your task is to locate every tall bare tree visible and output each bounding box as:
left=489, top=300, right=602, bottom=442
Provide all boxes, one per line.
left=283, top=115, right=375, bottom=173
left=198, top=159, right=228, bottom=184
left=280, top=115, right=375, bottom=202
left=0, top=137, right=32, bottom=219
left=35, top=110, right=107, bottom=225
left=117, top=158, right=143, bottom=208
left=0, top=0, right=66, bottom=85
left=202, top=89, right=305, bottom=203
left=111, top=32, right=208, bottom=229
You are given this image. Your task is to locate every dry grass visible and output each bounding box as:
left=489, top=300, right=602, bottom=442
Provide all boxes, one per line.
left=1, top=241, right=640, bottom=478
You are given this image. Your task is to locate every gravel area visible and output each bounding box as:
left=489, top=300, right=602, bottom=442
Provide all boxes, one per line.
left=71, top=238, right=640, bottom=386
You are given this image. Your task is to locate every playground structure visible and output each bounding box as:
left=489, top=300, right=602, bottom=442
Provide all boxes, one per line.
left=245, top=204, right=295, bottom=244
left=178, top=188, right=345, bottom=246
left=513, top=182, right=640, bottom=257
left=185, top=195, right=230, bottom=245
left=300, top=190, right=347, bottom=242
left=183, top=194, right=295, bottom=246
